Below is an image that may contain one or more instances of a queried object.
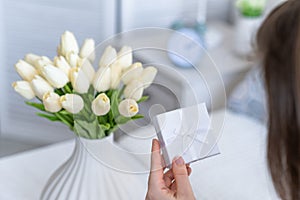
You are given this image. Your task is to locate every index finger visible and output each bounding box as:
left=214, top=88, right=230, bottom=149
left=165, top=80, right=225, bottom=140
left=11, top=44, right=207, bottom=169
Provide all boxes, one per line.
left=149, top=139, right=164, bottom=185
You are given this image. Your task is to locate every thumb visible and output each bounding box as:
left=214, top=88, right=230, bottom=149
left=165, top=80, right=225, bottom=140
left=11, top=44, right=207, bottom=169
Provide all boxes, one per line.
left=172, top=157, right=194, bottom=198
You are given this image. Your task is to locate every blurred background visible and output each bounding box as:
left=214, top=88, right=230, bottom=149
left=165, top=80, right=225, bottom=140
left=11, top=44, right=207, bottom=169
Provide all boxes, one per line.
left=0, top=0, right=283, bottom=157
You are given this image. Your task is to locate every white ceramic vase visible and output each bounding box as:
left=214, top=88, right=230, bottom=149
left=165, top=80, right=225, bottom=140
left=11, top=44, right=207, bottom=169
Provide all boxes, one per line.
left=40, top=134, right=114, bottom=200
left=234, top=15, right=262, bottom=56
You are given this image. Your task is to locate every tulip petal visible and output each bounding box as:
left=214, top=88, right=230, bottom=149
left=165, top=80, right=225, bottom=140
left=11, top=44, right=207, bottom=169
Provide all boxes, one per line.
left=43, top=92, right=62, bottom=113
left=78, top=58, right=95, bottom=83
left=80, top=38, right=95, bottom=62
left=110, top=62, right=122, bottom=89
left=140, top=66, right=158, bottom=89
left=15, top=60, right=38, bottom=81
left=118, top=99, right=139, bottom=117
left=93, top=67, right=111, bottom=92
left=41, top=64, right=69, bottom=88
left=98, top=46, right=117, bottom=68
left=117, top=46, right=133, bottom=71
left=70, top=67, right=90, bottom=94
left=92, top=93, right=111, bottom=116
left=121, top=62, right=143, bottom=85
left=60, top=94, right=84, bottom=114
left=34, top=56, right=53, bottom=73
left=58, top=31, right=79, bottom=56
left=124, top=79, right=144, bottom=101
left=24, top=53, right=40, bottom=66
left=54, top=56, right=71, bottom=76
left=12, top=81, right=35, bottom=100
left=31, top=75, right=54, bottom=99
left=66, top=51, right=80, bottom=68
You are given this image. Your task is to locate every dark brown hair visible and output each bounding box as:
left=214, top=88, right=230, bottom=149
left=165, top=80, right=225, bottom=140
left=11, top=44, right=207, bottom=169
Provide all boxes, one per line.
left=257, top=1, right=300, bottom=199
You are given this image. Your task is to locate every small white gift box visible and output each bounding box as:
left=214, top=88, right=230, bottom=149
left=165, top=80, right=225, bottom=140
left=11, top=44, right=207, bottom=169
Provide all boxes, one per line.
left=153, top=103, right=220, bottom=167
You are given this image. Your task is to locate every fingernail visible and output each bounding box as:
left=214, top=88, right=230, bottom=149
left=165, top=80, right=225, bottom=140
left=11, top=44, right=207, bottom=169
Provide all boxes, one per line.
left=175, top=156, right=185, bottom=166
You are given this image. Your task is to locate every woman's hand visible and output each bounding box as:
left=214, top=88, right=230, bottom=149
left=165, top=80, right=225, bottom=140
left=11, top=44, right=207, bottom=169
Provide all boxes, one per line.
left=146, top=139, right=196, bottom=200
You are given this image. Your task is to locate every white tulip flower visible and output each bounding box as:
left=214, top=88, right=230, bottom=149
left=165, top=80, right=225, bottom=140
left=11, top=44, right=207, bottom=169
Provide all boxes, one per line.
left=54, top=56, right=71, bottom=76
left=93, top=67, right=111, bottom=92
left=57, top=31, right=79, bottom=56
left=139, top=66, right=158, bottom=89
left=15, top=60, right=38, bottom=81
left=43, top=92, right=62, bottom=113
left=117, top=46, right=133, bottom=71
left=124, top=79, right=144, bottom=101
left=34, top=56, right=53, bottom=73
left=78, top=58, right=95, bottom=83
left=41, top=64, right=69, bottom=88
left=118, top=99, right=139, bottom=117
left=12, top=81, right=35, bottom=100
left=31, top=75, right=54, bottom=99
left=91, top=93, right=110, bottom=116
left=80, top=38, right=95, bottom=62
left=98, top=46, right=117, bottom=68
left=60, top=94, right=84, bottom=114
left=66, top=51, right=80, bottom=68
left=24, top=53, right=40, bottom=66
left=69, top=67, right=90, bottom=94
left=110, top=62, right=122, bottom=89
left=121, top=62, right=143, bottom=85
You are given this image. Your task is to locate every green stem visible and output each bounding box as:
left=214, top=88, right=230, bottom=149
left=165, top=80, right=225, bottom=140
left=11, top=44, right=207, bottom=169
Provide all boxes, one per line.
left=63, top=84, right=72, bottom=93
left=55, top=88, right=65, bottom=96
left=55, top=113, right=74, bottom=130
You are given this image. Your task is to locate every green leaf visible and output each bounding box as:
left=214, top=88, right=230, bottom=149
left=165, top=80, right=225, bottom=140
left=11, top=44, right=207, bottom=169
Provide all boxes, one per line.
left=137, top=96, right=149, bottom=103
left=25, top=102, right=45, bottom=111
left=75, top=119, right=97, bottom=139
left=59, top=110, right=71, bottom=115
left=106, top=89, right=113, bottom=98
left=54, top=88, right=65, bottom=96
left=98, top=116, right=107, bottom=124
left=115, top=114, right=144, bottom=124
left=58, top=110, right=74, bottom=122
left=54, top=113, right=74, bottom=130
left=97, top=124, right=106, bottom=139
left=88, top=85, right=95, bottom=96
left=100, top=123, right=110, bottom=131
left=131, top=114, right=144, bottom=120
left=67, top=82, right=73, bottom=91
left=110, top=90, right=120, bottom=118
left=63, top=84, right=72, bottom=93
left=115, top=116, right=131, bottom=124
left=74, top=121, right=90, bottom=138
left=74, top=119, right=106, bottom=139
left=107, top=90, right=120, bottom=127
left=37, top=113, right=60, bottom=121
left=73, top=113, right=86, bottom=121
left=107, top=125, right=119, bottom=135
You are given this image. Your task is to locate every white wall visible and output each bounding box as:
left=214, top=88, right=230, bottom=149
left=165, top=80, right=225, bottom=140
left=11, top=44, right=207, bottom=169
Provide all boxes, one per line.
left=122, top=0, right=232, bottom=30
left=0, top=0, right=4, bottom=138
left=1, top=0, right=116, bottom=145
left=267, top=0, right=286, bottom=11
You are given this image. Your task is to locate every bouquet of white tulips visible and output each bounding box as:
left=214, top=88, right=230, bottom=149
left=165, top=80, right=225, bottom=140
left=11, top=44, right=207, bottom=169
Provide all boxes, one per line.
left=12, top=31, right=157, bottom=139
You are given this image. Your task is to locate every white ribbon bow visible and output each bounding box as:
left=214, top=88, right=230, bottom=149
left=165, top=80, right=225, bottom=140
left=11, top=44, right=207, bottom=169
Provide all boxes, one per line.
left=165, top=128, right=209, bottom=159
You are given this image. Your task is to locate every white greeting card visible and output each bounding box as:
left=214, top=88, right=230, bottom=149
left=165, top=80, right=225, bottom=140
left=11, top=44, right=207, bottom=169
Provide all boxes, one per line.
left=153, top=103, right=220, bottom=167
